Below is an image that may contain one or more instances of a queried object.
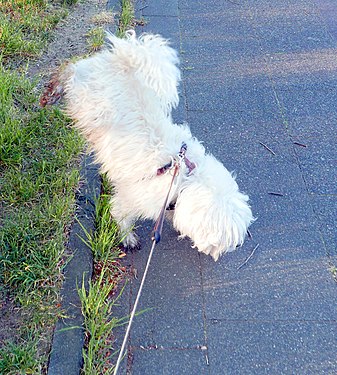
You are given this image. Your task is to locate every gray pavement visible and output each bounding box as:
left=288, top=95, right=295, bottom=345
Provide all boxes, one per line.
left=113, top=0, right=337, bottom=374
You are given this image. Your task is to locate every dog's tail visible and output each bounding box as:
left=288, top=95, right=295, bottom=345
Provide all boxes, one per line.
left=106, top=30, right=181, bottom=115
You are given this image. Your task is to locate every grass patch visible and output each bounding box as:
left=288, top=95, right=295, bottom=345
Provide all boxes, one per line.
left=1, top=0, right=136, bottom=373
left=0, top=1, right=84, bottom=373
left=79, top=176, right=128, bottom=375
left=81, top=175, right=123, bottom=264
left=0, top=0, right=68, bottom=63
left=0, top=338, right=41, bottom=375
left=0, top=66, right=83, bottom=303
left=0, top=63, right=84, bottom=373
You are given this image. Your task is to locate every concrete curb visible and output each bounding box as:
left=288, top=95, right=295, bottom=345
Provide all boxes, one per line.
left=47, top=154, right=100, bottom=375
left=47, top=1, right=120, bottom=373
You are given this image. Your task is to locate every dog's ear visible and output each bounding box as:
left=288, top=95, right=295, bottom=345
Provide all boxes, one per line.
left=40, top=63, right=72, bottom=107
left=172, top=156, right=254, bottom=261
left=40, top=73, right=64, bottom=107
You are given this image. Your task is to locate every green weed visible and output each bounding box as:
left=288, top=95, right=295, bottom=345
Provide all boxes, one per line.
left=86, top=27, right=105, bottom=52
left=329, top=265, right=337, bottom=281
left=79, top=268, right=127, bottom=375
left=117, top=0, right=135, bottom=37
left=78, top=174, right=128, bottom=375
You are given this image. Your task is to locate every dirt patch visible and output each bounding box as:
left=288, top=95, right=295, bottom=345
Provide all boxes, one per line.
left=0, top=293, right=21, bottom=344
left=28, top=0, right=116, bottom=80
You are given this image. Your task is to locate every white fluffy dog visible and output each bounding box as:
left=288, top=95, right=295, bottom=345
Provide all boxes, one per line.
left=49, top=31, right=254, bottom=261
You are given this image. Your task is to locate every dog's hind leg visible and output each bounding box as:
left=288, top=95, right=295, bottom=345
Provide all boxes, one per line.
left=119, top=217, right=140, bottom=249
left=110, top=200, right=140, bottom=249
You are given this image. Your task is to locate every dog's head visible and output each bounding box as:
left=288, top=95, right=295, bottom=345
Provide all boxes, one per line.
left=173, top=155, right=254, bottom=261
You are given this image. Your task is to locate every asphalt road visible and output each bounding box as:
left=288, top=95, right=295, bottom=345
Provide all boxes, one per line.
left=113, top=0, right=337, bottom=374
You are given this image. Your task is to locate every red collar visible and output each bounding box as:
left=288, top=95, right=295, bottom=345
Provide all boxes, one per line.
left=157, top=142, right=196, bottom=176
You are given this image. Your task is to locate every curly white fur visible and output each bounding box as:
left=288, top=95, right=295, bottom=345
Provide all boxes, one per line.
left=62, top=30, right=254, bottom=261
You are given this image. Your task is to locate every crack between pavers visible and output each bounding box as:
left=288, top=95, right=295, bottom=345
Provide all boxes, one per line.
left=139, top=14, right=178, bottom=18
left=177, top=3, right=210, bottom=370
left=130, top=345, right=208, bottom=351
left=208, top=318, right=337, bottom=323
left=197, top=252, right=211, bottom=368
left=308, top=192, right=337, bottom=197
left=177, top=4, right=189, bottom=118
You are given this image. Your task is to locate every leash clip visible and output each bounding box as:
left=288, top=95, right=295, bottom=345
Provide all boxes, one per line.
left=174, top=142, right=187, bottom=167
left=178, top=142, right=187, bottom=160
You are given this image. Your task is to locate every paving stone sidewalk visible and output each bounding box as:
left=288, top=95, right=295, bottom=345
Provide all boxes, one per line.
left=114, top=0, right=337, bottom=374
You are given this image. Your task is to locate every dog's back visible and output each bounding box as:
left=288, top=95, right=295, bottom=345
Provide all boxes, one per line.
left=105, top=30, right=181, bottom=115
left=63, top=31, right=180, bottom=120
left=59, top=31, right=186, bottom=181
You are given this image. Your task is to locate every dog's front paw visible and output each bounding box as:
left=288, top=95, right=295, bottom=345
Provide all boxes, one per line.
left=122, top=231, right=140, bottom=251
